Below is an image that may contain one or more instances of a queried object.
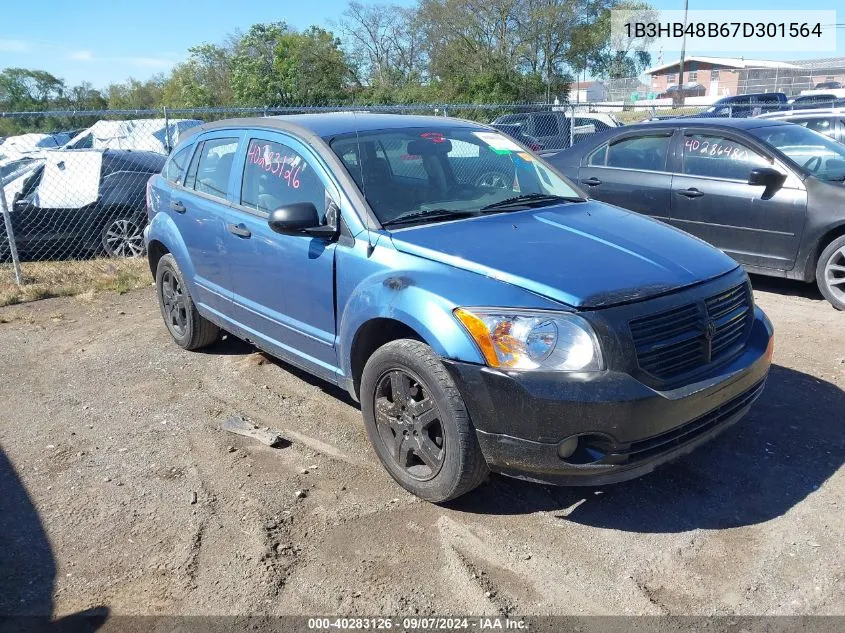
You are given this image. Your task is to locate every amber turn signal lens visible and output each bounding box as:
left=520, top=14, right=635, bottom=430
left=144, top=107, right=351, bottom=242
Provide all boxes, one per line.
left=454, top=308, right=501, bottom=367
left=765, top=334, right=775, bottom=362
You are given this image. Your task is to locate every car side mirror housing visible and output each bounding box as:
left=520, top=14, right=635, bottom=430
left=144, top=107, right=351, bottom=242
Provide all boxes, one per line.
left=268, top=202, right=331, bottom=236
left=748, top=167, right=786, bottom=189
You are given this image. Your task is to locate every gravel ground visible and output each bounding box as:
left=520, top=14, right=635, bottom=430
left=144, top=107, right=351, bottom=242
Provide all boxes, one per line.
left=0, top=276, right=843, bottom=621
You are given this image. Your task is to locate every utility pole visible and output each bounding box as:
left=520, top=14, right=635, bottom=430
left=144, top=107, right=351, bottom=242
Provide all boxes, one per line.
left=677, top=0, right=690, bottom=107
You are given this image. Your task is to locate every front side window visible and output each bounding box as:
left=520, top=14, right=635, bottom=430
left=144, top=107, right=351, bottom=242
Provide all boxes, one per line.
left=682, top=134, right=770, bottom=180
left=163, top=145, right=192, bottom=184
left=240, top=138, right=327, bottom=217
left=750, top=124, right=845, bottom=182
left=605, top=135, right=670, bottom=171
left=329, top=127, right=581, bottom=226
left=193, top=138, right=238, bottom=199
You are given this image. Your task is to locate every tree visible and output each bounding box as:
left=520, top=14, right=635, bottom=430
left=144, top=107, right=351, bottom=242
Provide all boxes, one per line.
left=337, top=2, right=426, bottom=90
left=581, top=1, right=655, bottom=79
left=0, top=68, right=66, bottom=111
left=162, top=44, right=234, bottom=107
left=273, top=27, right=353, bottom=104
left=105, top=76, right=166, bottom=110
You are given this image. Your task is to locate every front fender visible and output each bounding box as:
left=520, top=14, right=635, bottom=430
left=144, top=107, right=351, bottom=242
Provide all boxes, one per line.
left=337, top=277, right=486, bottom=380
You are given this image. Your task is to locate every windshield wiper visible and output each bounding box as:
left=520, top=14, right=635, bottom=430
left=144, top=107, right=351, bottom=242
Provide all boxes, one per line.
left=382, top=208, right=477, bottom=227
left=479, top=193, right=582, bottom=212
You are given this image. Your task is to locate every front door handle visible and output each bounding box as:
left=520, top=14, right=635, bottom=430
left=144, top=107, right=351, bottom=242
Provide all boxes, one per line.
left=169, top=200, right=186, bottom=213
left=227, top=223, right=251, bottom=239
left=678, top=188, right=704, bottom=199
left=580, top=177, right=602, bottom=186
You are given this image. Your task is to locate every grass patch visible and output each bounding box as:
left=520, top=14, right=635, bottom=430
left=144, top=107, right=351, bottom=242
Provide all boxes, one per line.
left=0, top=258, right=151, bottom=307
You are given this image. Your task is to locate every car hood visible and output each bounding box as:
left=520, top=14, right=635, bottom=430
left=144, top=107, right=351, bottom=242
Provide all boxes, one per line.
left=388, top=201, right=738, bottom=309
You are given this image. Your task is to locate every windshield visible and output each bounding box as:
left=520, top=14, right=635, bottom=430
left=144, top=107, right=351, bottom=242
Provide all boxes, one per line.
left=750, top=124, right=845, bottom=182
left=329, top=127, right=581, bottom=226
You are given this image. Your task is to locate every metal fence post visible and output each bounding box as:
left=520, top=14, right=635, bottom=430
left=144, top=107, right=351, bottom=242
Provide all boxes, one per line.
left=0, top=188, right=23, bottom=285
left=163, top=106, right=171, bottom=153
left=569, top=104, right=575, bottom=149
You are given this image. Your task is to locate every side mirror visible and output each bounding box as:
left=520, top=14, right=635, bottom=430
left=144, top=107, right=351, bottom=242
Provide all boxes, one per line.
left=748, top=167, right=786, bottom=189
left=268, top=202, right=321, bottom=235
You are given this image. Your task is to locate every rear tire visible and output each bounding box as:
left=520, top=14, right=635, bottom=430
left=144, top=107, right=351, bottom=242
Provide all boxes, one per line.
left=155, top=254, right=219, bottom=350
left=816, top=235, right=845, bottom=311
left=102, top=217, right=146, bottom=258
left=360, top=339, right=488, bottom=502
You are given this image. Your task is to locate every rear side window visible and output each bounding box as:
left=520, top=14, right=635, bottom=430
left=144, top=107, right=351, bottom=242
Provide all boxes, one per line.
left=682, top=134, right=770, bottom=180
left=587, top=144, right=608, bottom=166
left=604, top=135, right=670, bottom=171
left=240, top=138, right=327, bottom=218
left=531, top=114, right=560, bottom=136
left=163, top=145, right=192, bottom=184
left=379, top=138, right=427, bottom=180
left=792, top=118, right=834, bottom=137
left=193, top=138, right=238, bottom=200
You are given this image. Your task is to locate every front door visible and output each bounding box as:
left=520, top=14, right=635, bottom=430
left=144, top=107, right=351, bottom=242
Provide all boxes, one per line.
left=669, top=130, right=807, bottom=270
left=224, top=132, right=340, bottom=382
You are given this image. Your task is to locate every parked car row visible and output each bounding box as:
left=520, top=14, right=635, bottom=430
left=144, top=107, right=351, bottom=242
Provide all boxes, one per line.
left=1, top=119, right=202, bottom=261
left=544, top=117, right=845, bottom=310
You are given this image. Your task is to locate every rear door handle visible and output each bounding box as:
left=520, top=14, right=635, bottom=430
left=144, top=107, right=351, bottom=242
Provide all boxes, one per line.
left=678, top=188, right=704, bottom=199
left=227, top=223, right=251, bottom=239
left=169, top=200, right=186, bottom=213
left=580, top=177, right=602, bottom=186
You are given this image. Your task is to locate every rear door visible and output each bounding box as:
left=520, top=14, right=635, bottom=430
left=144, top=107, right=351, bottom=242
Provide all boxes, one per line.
left=576, top=130, right=675, bottom=220
left=669, top=128, right=807, bottom=270
left=223, top=131, right=340, bottom=382
left=165, top=131, right=242, bottom=313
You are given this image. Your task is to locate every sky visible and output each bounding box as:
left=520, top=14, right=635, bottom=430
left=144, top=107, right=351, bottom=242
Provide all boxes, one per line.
left=0, top=0, right=841, bottom=88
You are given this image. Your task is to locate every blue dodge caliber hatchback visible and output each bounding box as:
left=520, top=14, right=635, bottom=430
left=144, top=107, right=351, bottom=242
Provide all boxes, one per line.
left=145, top=113, right=774, bottom=502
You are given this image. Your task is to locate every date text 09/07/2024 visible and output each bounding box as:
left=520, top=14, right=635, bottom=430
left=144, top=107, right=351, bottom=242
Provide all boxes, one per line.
left=307, top=617, right=528, bottom=630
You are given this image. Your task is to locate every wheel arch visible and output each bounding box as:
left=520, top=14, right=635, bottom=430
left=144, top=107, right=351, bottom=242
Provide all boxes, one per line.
left=147, top=239, right=170, bottom=280
left=348, top=318, right=426, bottom=400
left=815, top=223, right=845, bottom=267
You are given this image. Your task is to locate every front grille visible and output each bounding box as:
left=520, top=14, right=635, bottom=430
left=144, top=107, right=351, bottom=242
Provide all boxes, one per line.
left=630, top=282, right=753, bottom=382
left=619, top=378, right=766, bottom=463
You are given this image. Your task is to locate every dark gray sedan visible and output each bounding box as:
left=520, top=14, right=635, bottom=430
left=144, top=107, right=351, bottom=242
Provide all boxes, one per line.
left=546, top=118, right=845, bottom=310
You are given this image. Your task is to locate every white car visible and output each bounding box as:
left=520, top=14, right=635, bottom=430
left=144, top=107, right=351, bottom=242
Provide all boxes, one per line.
left=755, top=108, right=845, bottom=145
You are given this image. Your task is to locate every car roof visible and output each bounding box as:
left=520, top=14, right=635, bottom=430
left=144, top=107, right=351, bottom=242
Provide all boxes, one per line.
left=624, top=117, right=794, bottom=131
left=186, top=112, right=487, bottom=140
left=757, top=107, right=845, bottom=119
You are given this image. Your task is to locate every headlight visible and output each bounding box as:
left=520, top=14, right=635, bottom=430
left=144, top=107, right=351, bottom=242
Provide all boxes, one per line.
left=454, top=308, right=604, bottom=371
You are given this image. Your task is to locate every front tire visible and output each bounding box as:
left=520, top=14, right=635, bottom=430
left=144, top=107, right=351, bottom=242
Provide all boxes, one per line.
left=155, top=254, right=219, bottom=350
left=360, top=339, right=488, bottom=502
left=816, top=235, right=845, bottom=310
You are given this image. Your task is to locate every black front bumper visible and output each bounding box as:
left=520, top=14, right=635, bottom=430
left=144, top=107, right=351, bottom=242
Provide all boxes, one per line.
left=443, top=306, right=774, bottom=486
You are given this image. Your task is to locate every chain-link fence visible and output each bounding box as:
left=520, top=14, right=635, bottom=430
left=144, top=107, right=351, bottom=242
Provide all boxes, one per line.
left=0, top=100, right=744, bottom=288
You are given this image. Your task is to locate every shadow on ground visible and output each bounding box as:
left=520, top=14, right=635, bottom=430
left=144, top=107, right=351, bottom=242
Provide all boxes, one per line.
left=200, top=334, right=359, bottom=407
left=0, top=448, right=109, bottom=631
left=451, top=364, right=845, bottom=531
left=749, top=274, right=824, bottom=302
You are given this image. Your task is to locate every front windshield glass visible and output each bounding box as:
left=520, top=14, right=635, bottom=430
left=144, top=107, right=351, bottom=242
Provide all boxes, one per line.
left=329, top=127, right=582, bottom=226
left=750, top=124, right=845, bottom=182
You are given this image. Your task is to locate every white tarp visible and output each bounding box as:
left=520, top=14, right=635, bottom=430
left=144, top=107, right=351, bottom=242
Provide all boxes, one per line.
left=33, top=151, right=103, bottom=209
left=0, top=132, right=71, bottom=160
left=64, top=118, right=202, bottom=154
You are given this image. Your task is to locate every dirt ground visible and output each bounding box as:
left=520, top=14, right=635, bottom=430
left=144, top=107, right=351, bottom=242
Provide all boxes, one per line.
left=0, top=275, right=843, bottom=621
